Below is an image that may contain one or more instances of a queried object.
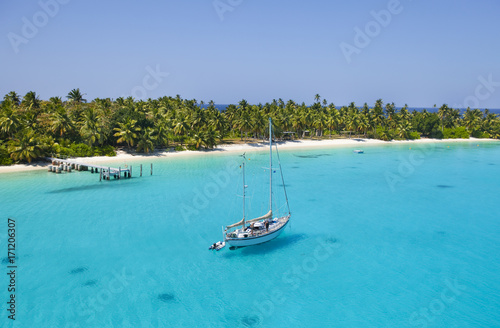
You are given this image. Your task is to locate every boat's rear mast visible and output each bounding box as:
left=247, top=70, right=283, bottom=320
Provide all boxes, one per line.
left=269, top=117, right=272, bottom=215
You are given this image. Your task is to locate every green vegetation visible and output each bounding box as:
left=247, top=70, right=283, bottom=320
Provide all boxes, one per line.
left=1, top=90, right=499, bottom=165
left=52, top=143, right=116, bottom=158
left=0, top=142, right=13, bottom=165
left=443, top=127, right=470, bottom=139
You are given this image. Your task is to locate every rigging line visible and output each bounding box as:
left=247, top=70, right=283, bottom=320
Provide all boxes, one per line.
left=274, top=143, right=291, bottom=215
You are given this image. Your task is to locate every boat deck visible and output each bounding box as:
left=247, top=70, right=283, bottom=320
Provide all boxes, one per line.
left=228, top=216, right=289, bottom=239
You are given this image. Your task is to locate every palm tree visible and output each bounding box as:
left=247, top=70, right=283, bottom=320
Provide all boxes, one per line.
left=437, top=104, right=450, bottom=132
left=481, top=110, right=498, bottom=134
left=8, top=130, right=43, bottom=163
left=345, top=110, right=360, bottom=138
left=377, top=128, right=393, bottom=141
left=208, top=110, right=226, bottom=141
left=278, top=98, right=285, bottom=109
left=50, top=108, right=74, bottom=138
left=189, top=107, right=206, bottom=132
left=0, top=107, right=21, bottom=139
left=3, top=91, right=21, bottom=106
left=21, top=91, right=41, bottom=109
left=233, top=110, right=253, bottom=141
left=312, top=112, right=325, bottom=138
left=67, top=88, right=87, bottom=103
left=399, top=104, right=411, bottom=122
left=358, top=114, right=369, bottom=137
left=462, top=108, right=476, bottom=132
left=447, top=108, right=460, bottom=128
left=113, top=118, right=140, bottom=148
left=278, top=111, right=292, bottom=135
left=115, top=97, right=125, bottom=107
left=201, top=128, right=218, bottom=149
left=251, top=108, right=266, bottom=140
left=299, top=107, right=313, bottom=138
left=154, top=114, right=172, bottom=147
left=80, top=107, right=103, bottom=146
left=49, top=97, right=63, bottom=106
left=173, top=117, right=189, bottom=145
left=136, top=127, right=156, bottom=153
left=385, top=103, right=396, bottom=129
left=238, top=99, right=249, bottom=112
left=190, top=133, right=203, bottom=149
left=397, top=120, right=412, bottom=139
left=421, top=108, right=429, bottom=119
left=325, top=113, right=337, bottom=139
left=490, top=118, right=500, bottom=139
left=372, top=99, right=385, bottom=133
left=314, top=94, right=321, bottom=104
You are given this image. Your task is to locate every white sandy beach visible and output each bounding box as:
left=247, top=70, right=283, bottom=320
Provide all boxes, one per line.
left=0, top=137, right=498, bottom=174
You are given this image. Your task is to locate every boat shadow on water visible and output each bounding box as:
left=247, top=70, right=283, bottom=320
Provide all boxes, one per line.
left=47, top=180, right=140, bottom=194
left=222, top=233, right=307, bottom=258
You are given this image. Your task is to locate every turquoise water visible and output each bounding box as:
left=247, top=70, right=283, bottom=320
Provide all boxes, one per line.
left=1, top=141, right=500, bottom=327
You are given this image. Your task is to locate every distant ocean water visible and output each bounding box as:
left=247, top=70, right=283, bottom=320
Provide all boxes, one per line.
left=0, top=140, right=499, bottom=327
left=399, top=107, right=500, bottom=114
left=202, top=104, right=500, bottom=114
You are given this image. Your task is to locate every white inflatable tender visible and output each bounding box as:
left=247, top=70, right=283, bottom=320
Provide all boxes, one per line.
left=209, top=241, right=226, bottom=251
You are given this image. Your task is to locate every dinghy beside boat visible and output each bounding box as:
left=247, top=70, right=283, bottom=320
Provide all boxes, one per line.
left=209, top=241, right=226, bottom=251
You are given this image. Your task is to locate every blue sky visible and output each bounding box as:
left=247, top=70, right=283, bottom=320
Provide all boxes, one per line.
left=1, top=0, right=499, bottom=108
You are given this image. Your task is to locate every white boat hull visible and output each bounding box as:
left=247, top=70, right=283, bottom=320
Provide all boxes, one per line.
left=225, top=216, right=290, bottom=247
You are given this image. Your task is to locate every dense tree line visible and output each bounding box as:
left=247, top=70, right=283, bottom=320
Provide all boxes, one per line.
left=1, top=90, right=499, bottom=164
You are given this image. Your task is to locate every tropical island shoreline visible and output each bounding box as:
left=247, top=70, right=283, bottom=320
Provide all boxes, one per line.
left=1, top=137, right=497, bottom=174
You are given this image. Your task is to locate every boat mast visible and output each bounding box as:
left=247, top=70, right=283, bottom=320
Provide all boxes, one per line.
left=242, top=153, right=246, bottom=229
left=269, top=118, right=272, bottom=214
left=275, top=143, right=291, bottom=215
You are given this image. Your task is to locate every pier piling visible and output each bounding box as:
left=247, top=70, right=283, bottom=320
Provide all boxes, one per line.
left=47, top=157, right=133, bottom=181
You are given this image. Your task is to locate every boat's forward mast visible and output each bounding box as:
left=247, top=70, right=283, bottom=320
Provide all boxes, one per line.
left=269, top=117, right=273, bottom=215
left=241, top=152, right=246, bottom=230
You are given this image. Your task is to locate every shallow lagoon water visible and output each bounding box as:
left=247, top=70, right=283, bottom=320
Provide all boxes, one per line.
left=0, top=141, right=499, bottom=327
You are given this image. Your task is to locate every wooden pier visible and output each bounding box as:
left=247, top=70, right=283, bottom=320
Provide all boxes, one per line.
left=47, top=158, right=134, bottom=180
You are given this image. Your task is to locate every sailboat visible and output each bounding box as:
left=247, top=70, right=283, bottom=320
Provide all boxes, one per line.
left=210, top=118, right=291, bottom=250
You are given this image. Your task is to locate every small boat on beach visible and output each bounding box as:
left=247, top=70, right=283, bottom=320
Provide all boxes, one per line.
left=209, top=118, right=291, bottom=251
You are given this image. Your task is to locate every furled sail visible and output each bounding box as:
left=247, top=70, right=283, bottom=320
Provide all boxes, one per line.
left=245, top=210, right=272, bottom=224
left=226, top=218, right=245, bottom=229
left=226, top=210, right=273, bottom=229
